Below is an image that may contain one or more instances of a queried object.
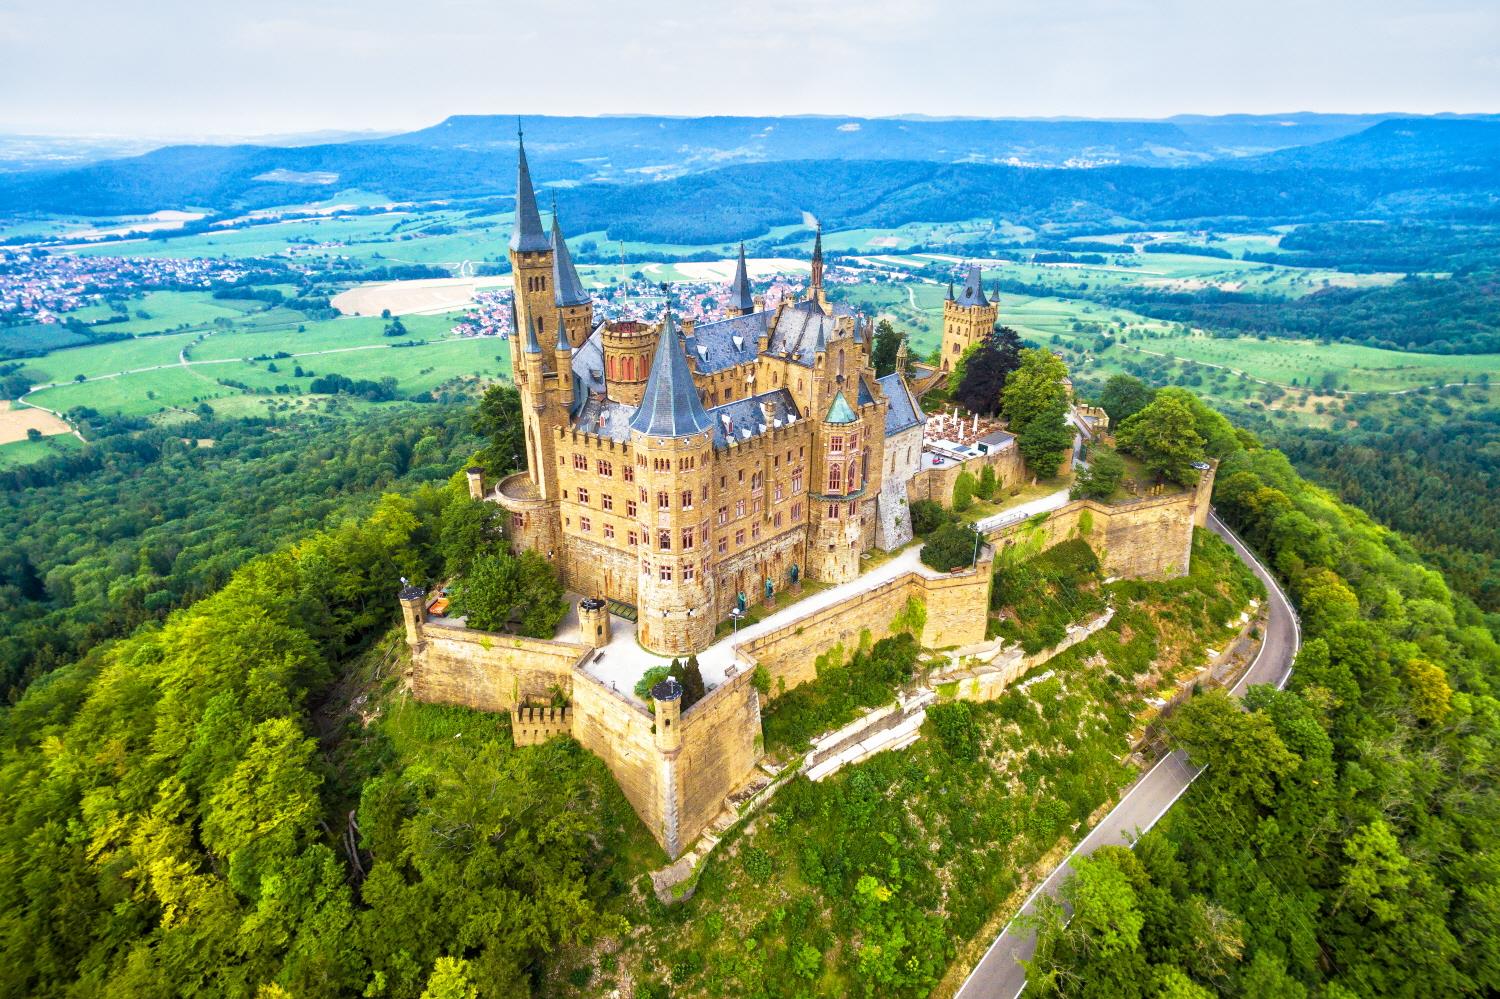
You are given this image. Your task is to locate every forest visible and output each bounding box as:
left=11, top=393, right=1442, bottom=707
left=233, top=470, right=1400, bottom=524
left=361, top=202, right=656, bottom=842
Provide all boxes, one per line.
left=0, top=378, right=1491, bottom=997
left=1025, top=430, right=1500, bottom=997
left=0, top=404, right=484, bottom=700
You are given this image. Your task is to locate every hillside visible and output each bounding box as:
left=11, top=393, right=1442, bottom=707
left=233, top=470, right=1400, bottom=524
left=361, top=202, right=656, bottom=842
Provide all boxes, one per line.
left=3, top=114, right=1500, bottom=224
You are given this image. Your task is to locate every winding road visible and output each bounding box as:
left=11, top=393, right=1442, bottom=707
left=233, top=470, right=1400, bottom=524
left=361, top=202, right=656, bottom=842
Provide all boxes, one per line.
left=955, top=511, right=1300, bottom=999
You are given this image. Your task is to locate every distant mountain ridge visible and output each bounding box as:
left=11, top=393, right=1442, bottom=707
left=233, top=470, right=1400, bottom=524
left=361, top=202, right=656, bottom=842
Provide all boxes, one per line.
left=0, top=113, right=1496, bottom=235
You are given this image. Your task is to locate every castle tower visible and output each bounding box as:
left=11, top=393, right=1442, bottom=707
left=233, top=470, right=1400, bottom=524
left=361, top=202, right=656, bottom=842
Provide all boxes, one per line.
left=726, top=243, right=754, bottom=317
left=601, top=319, right=657, bottom=407
left=651, top=676, right=684, bottom=753
left=806, top=390, right=866, bottom=584
left=551, top=211, right=594, bottom=348
left=806, top=225, right=828, bottom=310
left=466, top=466, right=485, bottom=500
left=940, top=263, right=998, bottom=373
left=398, top=585, right=426, bottom=650
left=577, top=596, right=612, bottom=649
left=630, top=310, right=717, bottom=655
left=510, top=127, right=558, bottom=366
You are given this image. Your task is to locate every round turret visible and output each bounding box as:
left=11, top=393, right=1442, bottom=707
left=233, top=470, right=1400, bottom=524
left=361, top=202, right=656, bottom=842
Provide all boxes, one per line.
left=601, top=320, right=658, bottom=406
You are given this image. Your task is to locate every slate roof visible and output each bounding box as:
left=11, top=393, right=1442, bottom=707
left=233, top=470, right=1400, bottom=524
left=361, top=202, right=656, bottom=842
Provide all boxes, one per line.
left=509, top=137, right=550, bottom=253
left=824, top=391, right=858, bottom=425
left=707, top=389, right=802, bottom=448
left=954, top=263, right=989, bottom=308
left=551, top=216, right=590, bottom=307
left=569, top=325, right=607, bottom=404
left=878, top=372, right=925, bottom=435
left=683, top=311, right=768, bottom=374
left=856, top=375, right=876, bottom=407
left=727, top=243, right=753, bottom=313
left=766, top=309, right=838, bottom=367
left=523, top=313, right=542, bottom=354
left=628, top=311, right=712, bottom=438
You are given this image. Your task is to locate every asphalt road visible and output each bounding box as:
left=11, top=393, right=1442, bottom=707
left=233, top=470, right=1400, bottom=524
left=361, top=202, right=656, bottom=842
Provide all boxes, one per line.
left=955, top=510, right=1300, bottom=999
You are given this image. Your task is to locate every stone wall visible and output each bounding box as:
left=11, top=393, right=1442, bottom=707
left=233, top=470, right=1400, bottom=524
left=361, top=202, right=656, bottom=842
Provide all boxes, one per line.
left=408, top=619, right=585, bottom=713
left=983, top=482, right=1211, bottom=582
left=908, top=443, right=1026, bottom=507
left=736, top=554, right=994, bottom=695
left=512, top=705, right=572, bottom=746
left=673, top=667, right=763, bottom=853
left=569, top=669, right=667, bottom=847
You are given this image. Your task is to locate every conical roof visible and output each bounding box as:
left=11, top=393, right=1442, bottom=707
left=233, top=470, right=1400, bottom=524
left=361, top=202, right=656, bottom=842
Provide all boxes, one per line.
left=509, top=132, right=550, bottom=253
left=551, top=214, right=589, bottom=306
left=523, top=313, right=543, bottom=354
left=728, top=243, right=753, bottom=312
left=554, top=312, right=570, bottom=352
left=824, top=391, right=858, bottom=425
left=628, top=310, right=711, bottom=437
left=954, top=263, right=989, bottom=307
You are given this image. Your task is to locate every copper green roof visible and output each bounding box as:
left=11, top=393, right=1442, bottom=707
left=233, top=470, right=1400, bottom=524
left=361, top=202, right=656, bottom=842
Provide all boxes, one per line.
left=824, top=391, right=858, bottom=425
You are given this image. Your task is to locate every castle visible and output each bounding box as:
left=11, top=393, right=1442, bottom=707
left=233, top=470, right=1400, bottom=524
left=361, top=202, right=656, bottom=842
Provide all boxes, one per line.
left=401, top=138, right=1217, bottom=860
left=486, top=135, right=1001, bottom=655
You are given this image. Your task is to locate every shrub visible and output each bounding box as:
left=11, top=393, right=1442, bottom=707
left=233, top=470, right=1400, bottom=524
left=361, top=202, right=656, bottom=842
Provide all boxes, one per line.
left=921, top=522, right=980, bottom=572
left=977, top=464, right=998, bottom=501
left=910, top=499, right=954, bottom=535
left=952, top=470, right=978, bottom=512
left=928, top=701, right=982, bottom=761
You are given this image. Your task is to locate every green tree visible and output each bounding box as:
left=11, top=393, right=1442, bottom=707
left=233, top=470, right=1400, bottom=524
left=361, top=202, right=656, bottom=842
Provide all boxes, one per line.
left=871, top=319, right=902, bottom=376
left=1116, top=394, right=1206, bottom=485
left=1098, top=373, right=1156, bottom=426
left=437, top=489, right=505, bottom=578
left=952, top=470, right=977, bottom=512
left=1003, top=348, right=1073, bottom=476
left=977, top=463, right=998, bottom=501
left=452, top=549, right=565, bottom=637
left=920, top=522, right=979, bottom=572
left=420, top=957, right=479, bottom=999
left=1072, top=449, right=1125, bottom=500
left=472, top=384, right=526, bottom=477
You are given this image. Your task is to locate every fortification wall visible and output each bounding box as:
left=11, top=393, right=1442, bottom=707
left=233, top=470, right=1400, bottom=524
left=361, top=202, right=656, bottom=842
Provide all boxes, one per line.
left=908, top=445, right=1026, bottom=507
left=409, top=621, right=584, bottom=712
left=569, top=670, right=667, bottom=845
left=736, top=557, right=993, bottom=695
left=512, top=705, right=572, bottom=746
left=984, top=486, right=1209, bottom=581
left=673, top=667, right=762, bottom=850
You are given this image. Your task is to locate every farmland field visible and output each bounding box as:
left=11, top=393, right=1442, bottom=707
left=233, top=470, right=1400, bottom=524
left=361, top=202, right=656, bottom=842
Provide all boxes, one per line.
left=0, top=431, right=82, bottom=469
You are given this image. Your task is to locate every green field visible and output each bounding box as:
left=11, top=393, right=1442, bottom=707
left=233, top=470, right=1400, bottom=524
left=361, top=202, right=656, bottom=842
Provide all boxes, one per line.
left=24, top=320, right=511, bottom=419
left=0, top=432, right=82, bottom=469
left=59, top=290, right=261, bottom=333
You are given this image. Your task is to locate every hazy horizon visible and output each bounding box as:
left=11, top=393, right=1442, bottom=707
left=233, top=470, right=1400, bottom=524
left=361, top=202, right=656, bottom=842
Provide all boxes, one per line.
left=2, top=0, right=1497, bottom=137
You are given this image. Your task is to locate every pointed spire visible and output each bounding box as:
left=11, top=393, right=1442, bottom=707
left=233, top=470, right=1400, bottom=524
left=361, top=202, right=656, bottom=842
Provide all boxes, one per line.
left=628, top=308, right=711, bottom=437
left=523, top=312, right=543, bottom=354
left=824, top=391, right=858, bottom=425
left=809, top=224, right=824, bottom=292
left=554, top=312, right=571, bottom=353
left=946, top=281, right=955, bottom=301
left=814, top=319, right=827, bottom=353
left=954, top=263, right=989, bottom=307
left=728, top=242, right=753, bottom=313
left=550, top=211, right=589, bottom=307
left=509, top=124, right=550, bottom=253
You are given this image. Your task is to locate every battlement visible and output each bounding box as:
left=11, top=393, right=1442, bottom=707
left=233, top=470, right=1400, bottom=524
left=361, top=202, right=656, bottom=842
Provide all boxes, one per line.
left=511, top=705, right=573, bottom=745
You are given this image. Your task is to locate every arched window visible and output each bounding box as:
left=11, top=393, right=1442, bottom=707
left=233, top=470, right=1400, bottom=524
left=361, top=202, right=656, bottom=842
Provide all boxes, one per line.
left=847, top=460, right=857, bottom=489
left=607, top=355, right=616, bottom=380
left=837, top=349, right=845, bottom=378
left=828, top=463, right=842, bottom=492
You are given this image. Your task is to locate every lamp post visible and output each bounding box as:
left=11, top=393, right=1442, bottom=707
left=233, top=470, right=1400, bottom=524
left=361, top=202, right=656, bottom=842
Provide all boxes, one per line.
left=729, top=608, right=745, bottom=635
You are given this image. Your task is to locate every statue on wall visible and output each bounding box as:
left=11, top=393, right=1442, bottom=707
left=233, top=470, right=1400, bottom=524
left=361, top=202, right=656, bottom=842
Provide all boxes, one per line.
left=764, top=577, right=774, bottom=602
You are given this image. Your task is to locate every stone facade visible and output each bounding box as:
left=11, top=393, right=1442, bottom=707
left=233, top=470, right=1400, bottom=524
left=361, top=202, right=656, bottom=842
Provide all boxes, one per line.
left=940, top=264, right=998, bottom=373
left=487, top=141, right=928, bottom=658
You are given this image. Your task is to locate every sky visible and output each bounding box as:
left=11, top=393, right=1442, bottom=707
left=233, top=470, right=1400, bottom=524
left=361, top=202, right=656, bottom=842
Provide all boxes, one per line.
left=2, top=0, right=1497, bottom=137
